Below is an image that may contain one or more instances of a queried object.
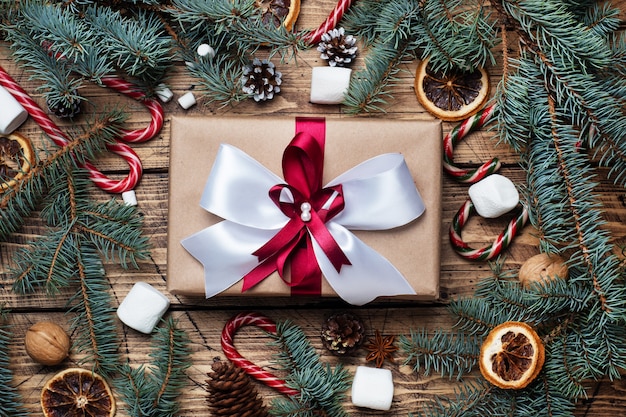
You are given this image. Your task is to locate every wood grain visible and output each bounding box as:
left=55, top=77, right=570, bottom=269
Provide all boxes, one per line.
left=1, top=1, right=626, bottom=416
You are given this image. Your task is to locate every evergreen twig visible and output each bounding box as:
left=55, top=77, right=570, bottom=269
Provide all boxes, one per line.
left=115, top=317, right=191, bottom=417
left=268, top=320, right=351, bottom=417
left=0, top=309, right=28, bottom=417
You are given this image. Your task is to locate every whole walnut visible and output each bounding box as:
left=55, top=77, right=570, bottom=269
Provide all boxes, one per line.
left=518, top=253, right=569, bottom=288
left=24, top=321, right=70, bottom=366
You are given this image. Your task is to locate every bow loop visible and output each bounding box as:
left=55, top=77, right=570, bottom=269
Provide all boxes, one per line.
left=282, top=131, right=325, bottom=197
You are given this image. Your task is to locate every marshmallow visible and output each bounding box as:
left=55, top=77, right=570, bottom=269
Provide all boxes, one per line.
left=351, top=366, right=394, bottom=411
left=197, top=43, right=216, bottom=59
left=310, top=66, right=352, bottom=104
left=0, top=85, right=28, bottom=135
left=468, top=174, right=519, bottom=218
left=122, top=190, right=138, bottom=206
left=177, top=91, right=197, bottom=110
left=155, top=83, right=174, bottom=103
left=117, top=282, right=170, bottom=334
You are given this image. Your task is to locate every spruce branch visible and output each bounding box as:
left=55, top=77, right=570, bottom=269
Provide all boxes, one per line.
left=1, top=110, right=127, bottom=241
left=399, top=329, right=480, bottom=380
left=69, top=239, right=121, bottom=377
left=115, top=317, right=191, bottom=417
left=409, top=380, right=506, bottom=417
left=6, top=112, right=150, bottom=376
left=0, top=309, right=28, bottom=417
left=268, top=320, right=351, bottom=417
left=2, top=0, right=174, bottom=109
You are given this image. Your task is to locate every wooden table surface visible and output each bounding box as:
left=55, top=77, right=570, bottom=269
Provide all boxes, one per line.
left=1, top=1, right=626, bottom=416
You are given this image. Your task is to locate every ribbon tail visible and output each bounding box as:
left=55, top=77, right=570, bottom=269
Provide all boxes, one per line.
left=313, top=222, right=416, bottom=305
left=181, top=221, right=279, bottom=298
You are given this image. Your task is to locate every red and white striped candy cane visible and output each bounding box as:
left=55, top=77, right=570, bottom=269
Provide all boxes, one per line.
left=449, top=199, right=529, bottom=261
left=304, top=0, right=354, bottom=44
left=221, top=312, right=300, bottom=397
left=0, top=66, right=162, bottom=193
left=444, top=104, right=500, bottom=183
left=101, top=77, right=163, bottom=143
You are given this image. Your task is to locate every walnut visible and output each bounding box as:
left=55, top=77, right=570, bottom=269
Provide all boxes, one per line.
left=24, top=321, right=70, bottom=366
left=518, top=253, right=569, bottom=288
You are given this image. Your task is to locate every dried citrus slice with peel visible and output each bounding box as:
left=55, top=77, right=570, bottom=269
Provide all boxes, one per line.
left=479, top=321, right=545, bottom=389
left=414, top=57, right=490, bottom=122
left=256, top=0, right=301, bottom=31
left=0, top=133, right=35, bottom=191
left=41, top=368, right=116, bottom=417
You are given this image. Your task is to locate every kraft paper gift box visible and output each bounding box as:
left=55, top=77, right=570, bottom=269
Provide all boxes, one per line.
left=167, top=116, right=442, bottom=304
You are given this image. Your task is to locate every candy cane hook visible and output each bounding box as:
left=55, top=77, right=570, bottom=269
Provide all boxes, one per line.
left=449, top=199, right=529, bottom=261
left=444, top=103, right=500, bottom=183
left=221, top=312, right=300, bottom=397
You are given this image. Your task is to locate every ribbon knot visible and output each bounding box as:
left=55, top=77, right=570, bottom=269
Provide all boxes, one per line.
left=181, top=117, right=426, bottom=305
left=248, top=126, right=352, bottom=294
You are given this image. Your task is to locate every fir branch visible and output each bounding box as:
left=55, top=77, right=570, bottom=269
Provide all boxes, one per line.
left=343, top=40, right=410, bottom=113
left=82, top=5, right=173, bottom=84
left=410, top=380, right=506, bottom=417
left=0, top=110, right=126, bottom=240
left=0, top=310, right=28, bottom=417
left=7, top=113, right=149, bottom=376
left=399, top=329, right=480, bottom=380
left=115, top=317, right=191, bottom=417
left=184, top=52, right=248, bottom=107
left=68, top=239, right=121, bottom=377
left=268, top=320, right=351, bottom=417
left=416, top=0, right=498, bottom=72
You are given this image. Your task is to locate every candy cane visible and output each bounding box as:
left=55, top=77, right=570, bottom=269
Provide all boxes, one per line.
left=101, top=77, right=163, bottom=143
left=221, top=312, right=300, bottom=397
left=0, top=65, right=162, bottom=193
left=449, top=199, right=529, bottom=261
left=305, top=0, right=354, bottom=44
left=444, top=104, right=500, bottom=183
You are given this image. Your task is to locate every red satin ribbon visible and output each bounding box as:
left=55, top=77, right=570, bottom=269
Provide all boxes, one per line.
left=241, top=118, right=351, bottom=296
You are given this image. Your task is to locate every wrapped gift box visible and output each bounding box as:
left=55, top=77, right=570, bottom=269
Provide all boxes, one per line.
left=167, top=116, right=442, bottom=303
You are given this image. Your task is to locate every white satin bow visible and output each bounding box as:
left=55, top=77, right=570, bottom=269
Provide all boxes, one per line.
left=181, top=143, right=425, bottom=305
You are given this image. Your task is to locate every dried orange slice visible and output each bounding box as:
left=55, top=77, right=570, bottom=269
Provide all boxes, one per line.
left=41, top=368, right=116, bottom=417
left=0, top=132, right=35, bottom=191
left=414, top=57, right=490, bottom=122
left=479, top=321, right=545, bottom=389
left=255, top=0, right=301, bottom=31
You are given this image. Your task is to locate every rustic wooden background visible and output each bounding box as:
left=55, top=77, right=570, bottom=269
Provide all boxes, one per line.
left=1, top=1, right=626, bottom=415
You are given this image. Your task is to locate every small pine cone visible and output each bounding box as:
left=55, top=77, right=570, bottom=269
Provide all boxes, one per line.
left=206, top=359, right=270, bottom=417
left=47, top=96, right=82, bottom=119
left=321, top=312, right=365, bottom=355
left=241, top=58, right=282, bottom=102
left=317, top=27, right=357, bottom=67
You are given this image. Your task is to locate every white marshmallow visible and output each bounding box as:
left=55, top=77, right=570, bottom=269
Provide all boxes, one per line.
left=117, top=282, right=170, bottom=334
left=310, top=66, right=352, bottom=105
left=351, top=366, right=394, bottom=411
left=155, top=83, right=173, bottom=103
left=122, top=190, right=138, bottom=206
left=468, top=174, right=519, bottom=218
left=197, top=43, right=216, bottom=59
left=177, top=91, right=197, bottom=110
left=0, top=85, right=28, bottom=135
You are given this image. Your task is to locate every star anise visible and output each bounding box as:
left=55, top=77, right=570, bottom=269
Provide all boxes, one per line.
left=365, top=330, right=398, bottom=368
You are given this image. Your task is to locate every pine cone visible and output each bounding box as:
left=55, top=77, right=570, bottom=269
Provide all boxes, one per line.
left=241, top=58, right=282, bottom=102
left=317, top=27, right=357, bottom=67
left=206, top=359, right=270, bottom=417
left=47, top=96, right=82, bottom=119
left=321, top=312, right=365, bottom=355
